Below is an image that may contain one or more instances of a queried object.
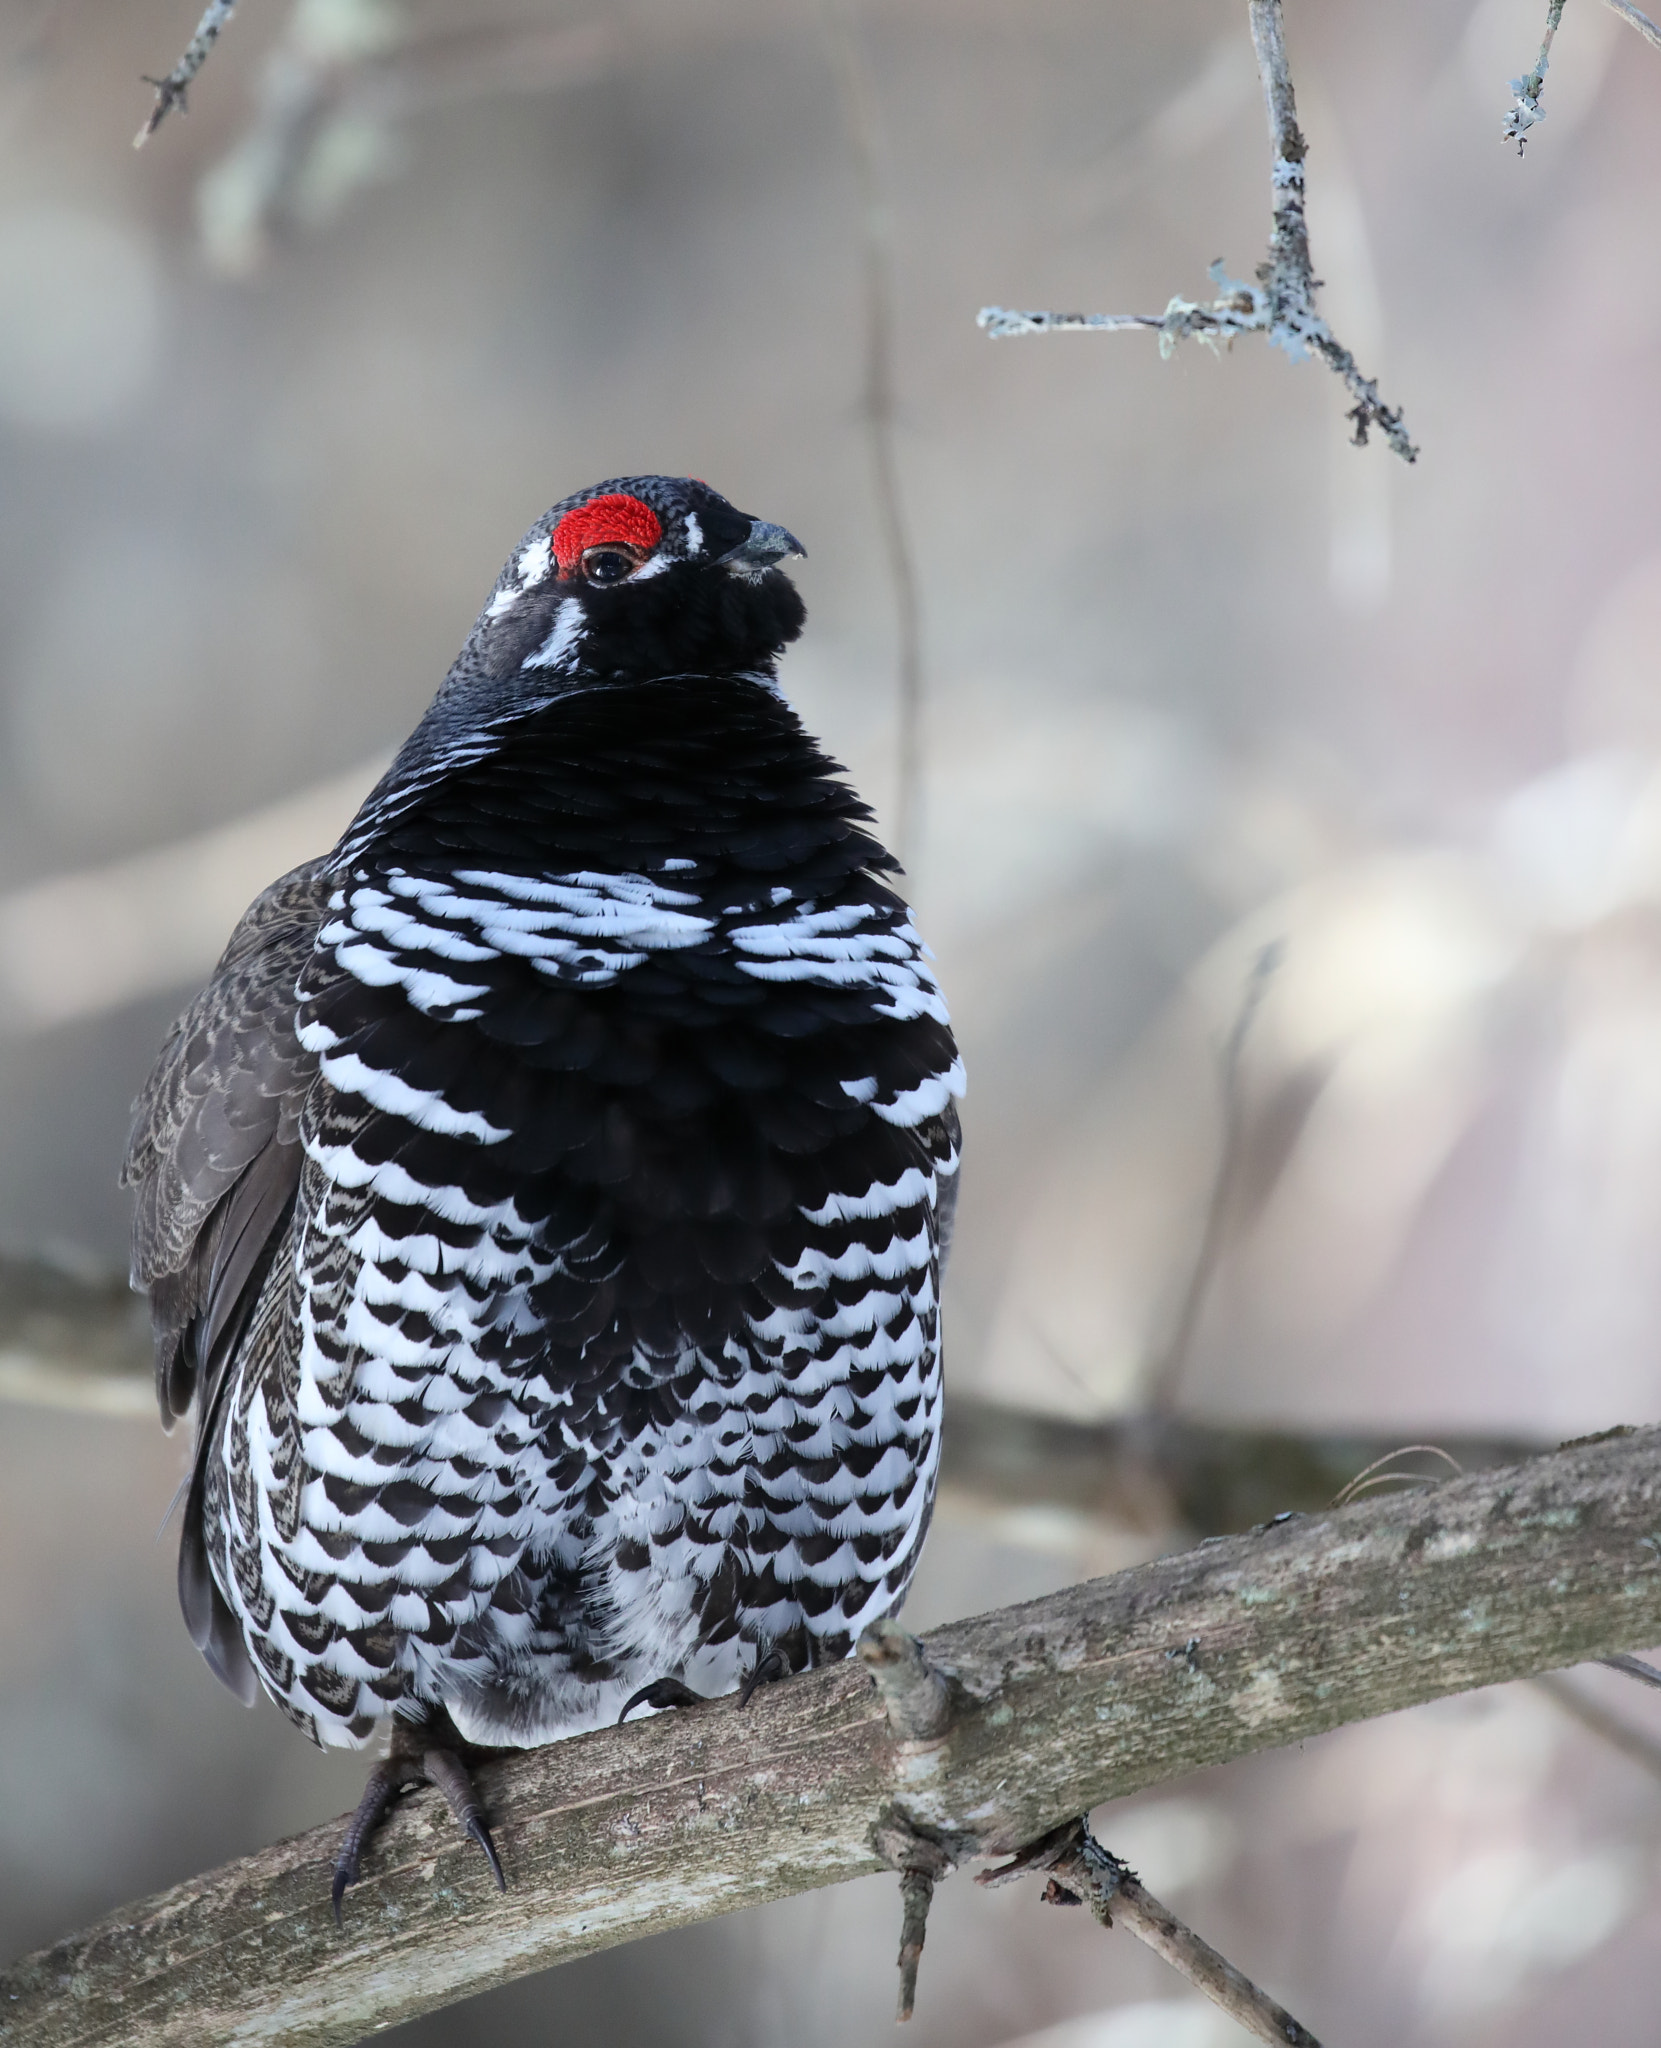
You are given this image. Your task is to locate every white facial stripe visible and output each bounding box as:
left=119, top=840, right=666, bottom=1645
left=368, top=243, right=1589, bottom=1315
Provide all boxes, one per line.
left=523, top=603, right=586, bottom=673
left=683, top=512, right=703, bottom=556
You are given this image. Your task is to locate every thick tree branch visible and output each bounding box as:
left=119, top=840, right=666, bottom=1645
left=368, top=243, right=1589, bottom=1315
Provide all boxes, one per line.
left=978, top=0, right=1416, bottom=461
left=6, top=1428, right=1661, bottom=2046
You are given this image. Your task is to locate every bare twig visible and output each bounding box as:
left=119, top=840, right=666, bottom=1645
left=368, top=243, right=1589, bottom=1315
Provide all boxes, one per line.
left=982, top=1820, right=1321, bottom=2046
left=823, top=0, right=925, bottom=868
left=7, top=1430, right=1661, bottom=2046
left=873, top=1810, right=954, bottom=2022
left=135, top=0, right=242, bottom=146
left=979, top=0, right=1417, bottom=462
left=1146, top=941, right=1281, bottom=1414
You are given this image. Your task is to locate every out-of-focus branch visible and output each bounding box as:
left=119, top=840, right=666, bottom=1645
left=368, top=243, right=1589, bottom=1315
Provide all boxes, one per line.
left=8, top=1429, right=1661, bottom=2046
left=135, top=0, right=243, bottom=147
left=1505, top=0, right=1661, bottom=152
left=823, top=0, right=925, bottom=869
left=0, top=1251, right=152, bottom=1420
left=1606, top=0, right=1661, bottom=52
left=1145, top=941, right=1281, bottom=1415
left=195, top=3, right=616, bottom=274
left=937, top=1398, right=1541, bottom=1544
left=978, top=0, right=1417, bottom=462
left=0, top=1244, right=1551, bottom=1544
left=0, top=1248, right=1552, bottom=1550
left=980, top=1821, right=1322, bottom=2047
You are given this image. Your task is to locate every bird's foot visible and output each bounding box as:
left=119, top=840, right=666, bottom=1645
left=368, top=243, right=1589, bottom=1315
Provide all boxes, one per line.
left=617, top=1676, right=710, bottom=1724
left=737, top=1643, right=789, bottom=1708
left=616, top=1646, right=790, bottom=1727
left=332, top=1714, right=505, bottom=1924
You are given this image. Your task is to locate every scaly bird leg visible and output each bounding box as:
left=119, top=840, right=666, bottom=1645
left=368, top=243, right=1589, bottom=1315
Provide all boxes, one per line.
left=332, top=1712, right=505, bottom=1923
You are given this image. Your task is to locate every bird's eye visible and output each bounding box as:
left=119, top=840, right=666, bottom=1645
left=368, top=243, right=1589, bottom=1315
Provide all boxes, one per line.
left=582, top=547, right=637, bottom=586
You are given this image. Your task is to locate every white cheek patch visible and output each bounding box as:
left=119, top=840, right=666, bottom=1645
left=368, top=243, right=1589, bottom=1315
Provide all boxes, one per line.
left=682, top=512, right=703, bottom=557
left=629, top=552, right=672, bottom=581
left=522, top=602, right=587, bottom=674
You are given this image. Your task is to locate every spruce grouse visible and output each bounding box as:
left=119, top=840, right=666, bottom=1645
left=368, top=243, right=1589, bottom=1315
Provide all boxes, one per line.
left=124, top=476, right=963, bottom=1909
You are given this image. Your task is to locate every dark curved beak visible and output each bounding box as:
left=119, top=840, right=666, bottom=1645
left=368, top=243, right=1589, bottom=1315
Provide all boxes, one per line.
left=716, top=519, right=806, bottom=570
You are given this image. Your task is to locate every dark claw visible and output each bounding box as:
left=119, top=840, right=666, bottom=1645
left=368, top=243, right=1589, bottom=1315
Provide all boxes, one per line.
left=618, top=1677, right=710, bottom=1725
left=466, top=1813, right=507, bottom=1892
left=332, top=1757, right=419, bottom=1926
left=737, top=1645, right=788, bottom=1708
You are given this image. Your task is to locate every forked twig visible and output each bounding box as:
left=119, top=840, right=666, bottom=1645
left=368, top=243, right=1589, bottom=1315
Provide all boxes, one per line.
left=978, top=0, right=1416, bottom=462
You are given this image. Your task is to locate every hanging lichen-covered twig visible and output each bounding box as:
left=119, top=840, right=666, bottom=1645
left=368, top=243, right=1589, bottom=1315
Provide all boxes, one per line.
left=978, top=0, right=1417, bottom=463
left=1504, top=0, right=1661, bottom=153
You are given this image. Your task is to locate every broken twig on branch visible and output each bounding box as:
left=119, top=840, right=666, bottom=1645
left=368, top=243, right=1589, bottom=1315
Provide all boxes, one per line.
left=978, top=0, right=1417, bottom=462
left=980, top=1820, right=1322, bottom=2047
left=6, top=1428, right=1661, bottom=2046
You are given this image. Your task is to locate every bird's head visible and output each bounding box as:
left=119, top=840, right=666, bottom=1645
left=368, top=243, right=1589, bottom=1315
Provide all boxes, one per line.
left=471, top=474, right=807, bottom=689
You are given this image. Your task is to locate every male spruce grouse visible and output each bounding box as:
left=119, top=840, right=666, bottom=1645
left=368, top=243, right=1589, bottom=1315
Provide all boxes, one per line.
left=125, top=476, right=962, bottom=1911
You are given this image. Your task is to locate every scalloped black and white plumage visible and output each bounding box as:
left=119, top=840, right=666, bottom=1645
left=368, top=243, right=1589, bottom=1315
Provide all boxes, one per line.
left=126, top=478, right=962, bottom=1840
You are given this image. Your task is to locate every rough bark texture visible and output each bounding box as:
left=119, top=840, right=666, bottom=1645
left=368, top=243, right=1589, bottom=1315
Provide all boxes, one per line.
left=5, top=1427, right=1660, bottom=2047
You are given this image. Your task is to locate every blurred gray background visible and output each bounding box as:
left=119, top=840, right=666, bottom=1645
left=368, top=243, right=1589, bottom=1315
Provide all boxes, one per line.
left=5, top=0, right=1661, bottom=2041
